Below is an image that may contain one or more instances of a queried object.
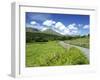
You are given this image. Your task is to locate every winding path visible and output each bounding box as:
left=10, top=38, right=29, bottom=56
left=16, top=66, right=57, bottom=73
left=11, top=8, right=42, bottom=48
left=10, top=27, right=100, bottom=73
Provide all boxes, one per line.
left=58, top=41, right=89, bottom=59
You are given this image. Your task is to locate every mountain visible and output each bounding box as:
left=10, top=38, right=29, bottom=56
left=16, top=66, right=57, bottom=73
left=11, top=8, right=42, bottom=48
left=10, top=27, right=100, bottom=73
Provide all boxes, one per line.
left=26, top=27, right=39, bottom=32
left=26, top=27, right=63, bottom=36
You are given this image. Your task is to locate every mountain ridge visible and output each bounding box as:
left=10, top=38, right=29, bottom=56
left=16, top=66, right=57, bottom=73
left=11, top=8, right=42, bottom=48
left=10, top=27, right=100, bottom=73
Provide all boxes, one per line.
left=26, top=27, right=63, bottom=36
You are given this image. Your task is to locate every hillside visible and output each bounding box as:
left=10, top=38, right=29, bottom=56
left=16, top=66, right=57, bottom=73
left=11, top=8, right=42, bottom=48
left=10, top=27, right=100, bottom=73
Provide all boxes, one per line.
left=26, top=27, right=39, bottom=32
left=26, top=27, right=62, bottom=36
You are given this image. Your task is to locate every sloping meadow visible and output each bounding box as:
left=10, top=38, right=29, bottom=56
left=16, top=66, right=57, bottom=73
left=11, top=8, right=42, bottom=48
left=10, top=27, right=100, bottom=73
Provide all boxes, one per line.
left=26, top=41, right=89, bottom=67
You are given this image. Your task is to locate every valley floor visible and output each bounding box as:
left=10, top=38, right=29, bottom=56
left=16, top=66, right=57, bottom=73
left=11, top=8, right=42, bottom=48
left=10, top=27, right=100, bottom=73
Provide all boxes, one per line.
left=26, top=41, right=89, bottom=67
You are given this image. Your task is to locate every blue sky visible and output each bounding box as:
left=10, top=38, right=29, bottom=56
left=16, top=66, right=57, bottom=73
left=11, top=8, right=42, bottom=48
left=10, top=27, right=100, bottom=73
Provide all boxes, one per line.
left=26, top=12, right=90, bottom=35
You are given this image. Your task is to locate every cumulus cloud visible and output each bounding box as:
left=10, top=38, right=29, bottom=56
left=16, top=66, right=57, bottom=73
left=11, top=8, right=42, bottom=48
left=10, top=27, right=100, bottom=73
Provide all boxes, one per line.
left=26, top=21, right=38, bottom=28
left=43, top=20, right=56, bottom=27
left=28, top=21, right=40, bottom=29
left=67, top=23, right=78, bottom=30
left=67, top=23, right=79, bottom=35
left=53, top=22, right=79, bottom=35
left=30, top=21, right=37, bottom=25
left=61, top=28, right=70, bottom=35
left=26, top=22, right=43, bottom=30
left=55, top=22, right=65, bottom=31
left=53, top=22, right=68, bottom=35
left=83, top=25, right=89, bottom=29
left=27, top=20, right=79, bottom=35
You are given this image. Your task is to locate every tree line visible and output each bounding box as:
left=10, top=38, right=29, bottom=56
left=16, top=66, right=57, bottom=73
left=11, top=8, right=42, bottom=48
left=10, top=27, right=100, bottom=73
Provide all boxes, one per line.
left=26, top=32, right=89, bottom=43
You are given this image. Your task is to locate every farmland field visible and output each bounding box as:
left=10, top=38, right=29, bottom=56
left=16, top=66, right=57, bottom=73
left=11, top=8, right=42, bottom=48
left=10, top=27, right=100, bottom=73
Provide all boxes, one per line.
left=64, top=37, right=89, bottom=48
left=26, top=41, right=89, bottom=67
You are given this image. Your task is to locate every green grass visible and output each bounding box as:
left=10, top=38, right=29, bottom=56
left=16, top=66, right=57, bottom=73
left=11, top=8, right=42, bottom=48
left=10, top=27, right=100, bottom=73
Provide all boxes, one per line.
left=26, top=41, right=89, bottom=67
left=64, top=37, right=89, bottom=48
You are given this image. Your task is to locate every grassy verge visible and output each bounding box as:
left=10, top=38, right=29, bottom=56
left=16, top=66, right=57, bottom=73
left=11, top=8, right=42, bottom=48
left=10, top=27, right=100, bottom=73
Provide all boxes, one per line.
left=26, top=41, right=89, bottom=67
left=64, top=37, right=89, bottom=48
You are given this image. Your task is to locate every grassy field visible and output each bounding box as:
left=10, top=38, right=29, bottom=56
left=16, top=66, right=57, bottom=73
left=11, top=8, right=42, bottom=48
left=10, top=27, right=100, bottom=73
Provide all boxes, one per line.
left=26, top=41, right=89, bottom=67
left=64, top=37, right=89, bottom=48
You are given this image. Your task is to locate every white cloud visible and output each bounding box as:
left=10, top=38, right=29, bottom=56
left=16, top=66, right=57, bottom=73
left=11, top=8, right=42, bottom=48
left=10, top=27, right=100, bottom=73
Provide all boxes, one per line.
left=26, top=23, right=43, bottom=30
left=53, top=22, right=79, bottom=35
left=27, top=20, right=50, bottom=31
left=62, top=28, right=70, bottom=35
left=67, top=23, right=78, bottom=30
left=83, top=25, right=89, bottom=29
left=54, top=22, right=68, bottom=35
left=27, top=20, right=79, bottom=35
left=43, top=20, right=56, bottom=27
left=28, top=21, right=41, bottom=29
left=55, top=22, right=65, bottom=31
left=30, top=21, right=37, bottom=25
left=66, top=23, right=79, bottom=35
